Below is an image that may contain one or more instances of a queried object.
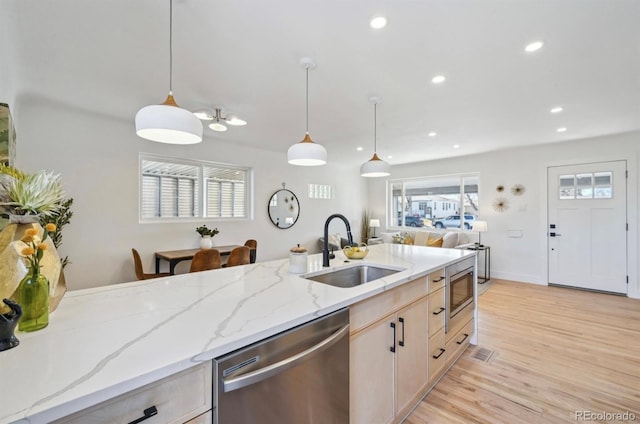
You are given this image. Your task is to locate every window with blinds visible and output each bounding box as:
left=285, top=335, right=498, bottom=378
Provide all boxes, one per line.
left=140, top=155, right=251, bottom=221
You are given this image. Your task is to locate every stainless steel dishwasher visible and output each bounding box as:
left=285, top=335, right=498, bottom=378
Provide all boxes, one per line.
left=213, top=308, right=349, bottom=424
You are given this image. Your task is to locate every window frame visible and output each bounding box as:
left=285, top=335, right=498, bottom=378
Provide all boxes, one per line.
left=139, top=153, right=253, bottom=223
left=387, top=173, right=480, bottom=230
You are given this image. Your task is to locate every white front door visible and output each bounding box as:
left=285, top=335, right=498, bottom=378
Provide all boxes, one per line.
left=547, top=161, right=627, bottom=294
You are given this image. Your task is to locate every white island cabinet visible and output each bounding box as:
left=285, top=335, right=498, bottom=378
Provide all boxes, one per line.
left=1, top=244, right=476, bottom=424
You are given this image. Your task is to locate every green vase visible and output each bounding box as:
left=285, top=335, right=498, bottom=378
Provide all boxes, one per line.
left=14, top=271, right=49, bottom=332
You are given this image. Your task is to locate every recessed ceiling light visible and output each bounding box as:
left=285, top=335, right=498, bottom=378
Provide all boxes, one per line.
left=356, top=146, right=363, bottom=151
left=387, top=155, right=393, bottom=159
left=525, top=41, right=544, bottom=52
left=453, top=144, right=461, bottom=149
left=370, top=16, right=387, bottom=29
left=428, top=132, right=437, bottom=137
left=550, top=106, right=563, bottom=114
left=431, top=75, right=446, bottom=84
left=557, top=127, right=567, bottom=133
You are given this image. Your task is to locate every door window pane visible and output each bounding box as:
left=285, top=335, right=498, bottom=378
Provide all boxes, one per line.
left=594, top=172, right=613, bottom=199
left=576, top=173, right=593, bottom=199
left=559, top=175, right=575, bottom=199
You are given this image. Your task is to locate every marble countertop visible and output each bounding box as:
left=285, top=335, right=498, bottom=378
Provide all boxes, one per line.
left=1, top=244, right=474, bottom=424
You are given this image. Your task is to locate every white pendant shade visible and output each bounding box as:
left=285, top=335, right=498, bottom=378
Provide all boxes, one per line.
left=136, top=95, right=203, bottom=144
left=288, top=133, right=327, bottom=166
left=361, top=153, right=391, bottom=177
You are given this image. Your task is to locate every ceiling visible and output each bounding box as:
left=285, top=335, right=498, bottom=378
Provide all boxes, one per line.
left=5, top=0, right=640, bottom=166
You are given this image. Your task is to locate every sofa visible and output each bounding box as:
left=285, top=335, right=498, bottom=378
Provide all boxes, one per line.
left=380, top=229, right=471, bottom=249
left=318, top=234, right=351, bottom=252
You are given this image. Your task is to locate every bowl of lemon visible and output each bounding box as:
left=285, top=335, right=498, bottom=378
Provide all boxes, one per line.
left=343, top=243, right=369, bottom=259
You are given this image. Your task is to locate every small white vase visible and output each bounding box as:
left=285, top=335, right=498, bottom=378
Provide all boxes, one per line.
left=200, top=236, right=213, bottom=249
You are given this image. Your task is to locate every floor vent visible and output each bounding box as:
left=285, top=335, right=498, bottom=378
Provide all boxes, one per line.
left=473, top=347, right=495, bottom=362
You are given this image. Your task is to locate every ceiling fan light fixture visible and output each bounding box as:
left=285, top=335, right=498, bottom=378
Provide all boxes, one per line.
left=225, top=116, right=247, bottom=126
left=209, top=121, right=228, bottom=132
left=135, top=0, right=202, bottom=144
left=193, top=109, right=214, bottom=120
left=361, top=96, right=390, bottom=178
left=288, top=58, right=327, bottom=166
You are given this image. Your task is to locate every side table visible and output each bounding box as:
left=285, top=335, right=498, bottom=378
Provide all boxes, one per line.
left=466, top=244, right=490, bottom=284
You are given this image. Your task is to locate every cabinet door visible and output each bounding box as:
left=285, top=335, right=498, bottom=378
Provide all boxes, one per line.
left=395, top=297, right=429, bottom=415
left=350, top=319, right=395, bottom=424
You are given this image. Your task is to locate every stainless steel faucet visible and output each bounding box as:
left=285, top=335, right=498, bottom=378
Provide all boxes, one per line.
left=323, top=214, right=354, bottom=267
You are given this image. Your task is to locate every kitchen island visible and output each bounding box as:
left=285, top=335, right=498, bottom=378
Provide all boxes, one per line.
left=1, top=243, right=476, bottom=424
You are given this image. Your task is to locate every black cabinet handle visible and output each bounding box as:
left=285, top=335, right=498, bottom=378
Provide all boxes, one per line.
left=432, top=307, right=445, bottom=315
left=128, top=406, right=158, bottom=424
left=432, top=276, right=445, bottom=283
left=432, top=348, right=445, bottom=359
left=456, top=333, right=469, bottom=345
left=398, top=317, right=405, bottom=347
left=390, top=322, right=396, bottom=352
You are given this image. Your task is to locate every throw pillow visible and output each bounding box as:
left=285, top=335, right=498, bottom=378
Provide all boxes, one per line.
left=442, top=232, right=459, bottom=248
left=413, top=232, right=429, bottom=246
left=427, top=236, right=444, bottom=247
left=403, top=235, right=414, bottom=245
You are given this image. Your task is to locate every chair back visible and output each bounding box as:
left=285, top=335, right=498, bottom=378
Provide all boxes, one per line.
left=190, top=249, right=222, bottom=273
left=244, top=239, right=257, bottom=249
left=131, top=248, right=146, bottom=280
left=226, top=246, right=251, bottom=267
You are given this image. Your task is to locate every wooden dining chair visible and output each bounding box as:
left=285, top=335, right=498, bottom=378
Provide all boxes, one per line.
left=244, top=239, right=257, bottom=262
left=224, top=246, right=251, bottom=268
left=132, top=248, right=171, bottom=280
left=189, top=249, right=222, bottom=273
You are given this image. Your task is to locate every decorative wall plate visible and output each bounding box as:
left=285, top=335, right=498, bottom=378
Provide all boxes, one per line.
left=493, top=197, right=509, bottom=212
left=511, top=184, right=525, bottom=196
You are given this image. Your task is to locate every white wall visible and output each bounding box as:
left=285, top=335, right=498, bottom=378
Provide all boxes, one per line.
left=368, top=131, right=640, bottom=298
left=10, top=96, right=367, bottom=289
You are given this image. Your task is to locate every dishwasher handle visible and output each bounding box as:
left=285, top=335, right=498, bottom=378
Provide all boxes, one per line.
left=222, top=323, right=349, bottom=393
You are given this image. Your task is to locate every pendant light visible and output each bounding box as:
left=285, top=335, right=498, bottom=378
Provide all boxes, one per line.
left=135, top=0, right=203, bottom=144
left=360, top=97, right=390, bottom=177
left=287, top=58, right=327, bottom=166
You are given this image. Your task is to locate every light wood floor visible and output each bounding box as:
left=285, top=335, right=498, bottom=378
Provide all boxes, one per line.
left=405, top=279, right=640, bottom=423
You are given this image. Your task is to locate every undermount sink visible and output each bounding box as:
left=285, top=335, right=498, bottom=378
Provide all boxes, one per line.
left=303, top=264, right=403, bottom=288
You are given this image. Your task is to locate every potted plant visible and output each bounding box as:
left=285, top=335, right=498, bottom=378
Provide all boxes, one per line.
left=196, top=225, right=219, bottom=249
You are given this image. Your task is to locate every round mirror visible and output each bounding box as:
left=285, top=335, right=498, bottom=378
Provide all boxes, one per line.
left=268, top=189, right=300, bottom=229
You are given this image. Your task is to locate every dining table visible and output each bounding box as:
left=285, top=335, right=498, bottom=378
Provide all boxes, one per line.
left=155, top=245, right=256, bottom=275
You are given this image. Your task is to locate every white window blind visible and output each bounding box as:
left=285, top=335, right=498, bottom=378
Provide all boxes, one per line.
left=140, top=155, right=251, bottom=221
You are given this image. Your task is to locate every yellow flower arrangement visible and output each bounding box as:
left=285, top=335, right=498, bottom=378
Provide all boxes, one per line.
left=19, top=223, right=56, bottom=276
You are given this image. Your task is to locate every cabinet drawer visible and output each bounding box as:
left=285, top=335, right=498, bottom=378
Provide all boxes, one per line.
left=427, top=268, right=445, bottom=293
left=186, top=410, right=212, bottom=424
left=428, top=287, right=445, bottom=336
left=446, top=319, right=474, bottom=368
left=55, top=362, right=212, bottom=424
left=428, top=328, right=446, bottom=383
left=350, top=277, right=426, bottom=333
left=446, top=305, right=474, bottom=343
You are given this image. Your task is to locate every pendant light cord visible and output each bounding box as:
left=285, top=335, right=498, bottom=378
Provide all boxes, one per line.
left=305, top=66, right=309, bottom=133
left=169, top=0, right=173, bottom=94
left=373, top=102, right=377, bottom=152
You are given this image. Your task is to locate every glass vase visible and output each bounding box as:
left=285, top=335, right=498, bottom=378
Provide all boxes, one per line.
left=14, top=271, right=49, bottom=332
